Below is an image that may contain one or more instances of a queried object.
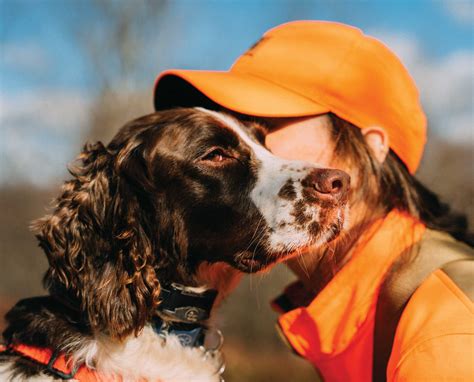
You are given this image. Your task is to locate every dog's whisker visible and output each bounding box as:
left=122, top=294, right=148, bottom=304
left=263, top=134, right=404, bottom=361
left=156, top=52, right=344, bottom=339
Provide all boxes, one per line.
left=243, top=215, right=264, bottom=253
left=297, top=249, right=311, bottom=280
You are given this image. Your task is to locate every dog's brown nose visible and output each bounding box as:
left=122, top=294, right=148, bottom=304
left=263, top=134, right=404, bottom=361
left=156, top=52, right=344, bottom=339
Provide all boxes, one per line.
left=304, top=169, right=350, bottom=203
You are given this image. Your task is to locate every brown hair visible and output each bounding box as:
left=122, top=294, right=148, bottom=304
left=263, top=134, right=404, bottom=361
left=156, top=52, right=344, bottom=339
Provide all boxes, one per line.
left=328, top=113, right=473, bottom=247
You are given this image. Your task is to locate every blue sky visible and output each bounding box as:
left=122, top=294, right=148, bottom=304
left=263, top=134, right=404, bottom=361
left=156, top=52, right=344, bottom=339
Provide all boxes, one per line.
left=0, top=0, right=473, bottom=185
left=1, top=0, right=472, bottom=92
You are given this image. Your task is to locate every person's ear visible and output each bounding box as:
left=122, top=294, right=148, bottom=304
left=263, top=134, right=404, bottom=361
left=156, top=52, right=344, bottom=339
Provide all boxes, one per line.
left=361, top=126, right=389, bottom=164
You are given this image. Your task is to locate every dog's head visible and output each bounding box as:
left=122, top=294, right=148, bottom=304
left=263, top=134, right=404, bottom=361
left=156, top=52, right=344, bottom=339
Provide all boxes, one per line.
left=33, top=108, right=349, bottom=339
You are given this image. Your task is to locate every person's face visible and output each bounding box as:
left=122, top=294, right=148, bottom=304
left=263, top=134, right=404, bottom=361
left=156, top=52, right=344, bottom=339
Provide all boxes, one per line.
left=265, top=114, right=336, bottom=168
left=265, top=113, right=384, bottom=233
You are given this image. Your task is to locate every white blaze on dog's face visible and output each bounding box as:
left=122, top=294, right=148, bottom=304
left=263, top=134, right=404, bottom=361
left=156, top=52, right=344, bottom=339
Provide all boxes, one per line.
left=198, top=108, right=350, bottom=269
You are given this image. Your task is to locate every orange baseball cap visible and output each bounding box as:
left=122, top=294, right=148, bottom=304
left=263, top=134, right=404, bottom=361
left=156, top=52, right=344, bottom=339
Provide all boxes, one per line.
left=154, top=21, right=427, bottom=173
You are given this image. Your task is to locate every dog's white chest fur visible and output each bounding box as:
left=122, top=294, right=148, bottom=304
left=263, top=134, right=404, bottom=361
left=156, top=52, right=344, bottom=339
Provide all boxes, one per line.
left=78, top=326, right=221, bottom=382
left=0, top=326, right=222, bottom=382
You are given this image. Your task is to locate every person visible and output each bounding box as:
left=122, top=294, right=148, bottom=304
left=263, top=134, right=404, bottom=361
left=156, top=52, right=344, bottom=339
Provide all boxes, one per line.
left=152, top=21, right=474, bottom=381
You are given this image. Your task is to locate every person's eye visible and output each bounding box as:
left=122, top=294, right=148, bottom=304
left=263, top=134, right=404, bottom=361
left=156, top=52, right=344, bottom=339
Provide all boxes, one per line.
left=200, top=148, right=233, bottom=164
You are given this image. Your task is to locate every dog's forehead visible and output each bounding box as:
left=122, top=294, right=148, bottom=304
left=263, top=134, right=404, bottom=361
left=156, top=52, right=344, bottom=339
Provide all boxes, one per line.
left=195, top=108, right=267, bottom=154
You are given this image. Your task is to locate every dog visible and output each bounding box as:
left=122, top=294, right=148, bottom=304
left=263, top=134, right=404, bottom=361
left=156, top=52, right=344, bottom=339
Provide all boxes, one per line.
left=0, top=108, right=350, bottom=381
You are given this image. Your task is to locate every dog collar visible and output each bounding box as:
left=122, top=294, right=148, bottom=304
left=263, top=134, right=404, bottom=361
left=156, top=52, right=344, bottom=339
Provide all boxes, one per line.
left=158, top=283, right=218, bottom=322
left=152, top=316, right=207, bottom=347
left=153, top=283, right=218, bottom=347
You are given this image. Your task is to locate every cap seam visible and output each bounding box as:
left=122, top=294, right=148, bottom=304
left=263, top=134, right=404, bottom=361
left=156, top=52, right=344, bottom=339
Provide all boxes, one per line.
left=325, top=32, right=363, bottom=98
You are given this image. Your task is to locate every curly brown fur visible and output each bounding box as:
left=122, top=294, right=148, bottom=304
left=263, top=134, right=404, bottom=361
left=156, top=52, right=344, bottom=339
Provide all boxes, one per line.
left=32, top=138, right=162, bottom=340
left=1, top=108, right=349, bottom=380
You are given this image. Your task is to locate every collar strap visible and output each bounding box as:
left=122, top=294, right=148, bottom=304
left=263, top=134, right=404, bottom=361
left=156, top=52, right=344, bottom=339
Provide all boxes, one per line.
left=157, top=283, right=218, bottom=323
left=152, top=316, right=206, bottom=347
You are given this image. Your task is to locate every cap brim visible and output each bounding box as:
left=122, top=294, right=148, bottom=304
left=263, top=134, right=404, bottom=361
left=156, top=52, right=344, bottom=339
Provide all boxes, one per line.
left=154, top=69, right=329, bottom=117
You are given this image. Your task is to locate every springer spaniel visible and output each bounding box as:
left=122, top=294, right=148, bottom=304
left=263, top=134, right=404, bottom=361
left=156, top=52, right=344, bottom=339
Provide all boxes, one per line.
left=0, top=108, right=349, bottom=381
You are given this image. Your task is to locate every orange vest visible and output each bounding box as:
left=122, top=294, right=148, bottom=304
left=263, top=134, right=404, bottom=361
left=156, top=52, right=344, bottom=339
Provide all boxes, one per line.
left=274, top=210, right=474, bottom=381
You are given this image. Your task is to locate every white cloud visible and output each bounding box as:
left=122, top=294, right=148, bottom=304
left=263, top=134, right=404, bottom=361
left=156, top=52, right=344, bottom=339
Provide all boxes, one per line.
left=370, top=30, right=474, bottom=145
left=442, top=0, right=474, bottom=24
left=0, top=42, right=50, bottom=72
left=0, top=90, right=91, bottom=186
left=0, top=90, right=90, bottom=133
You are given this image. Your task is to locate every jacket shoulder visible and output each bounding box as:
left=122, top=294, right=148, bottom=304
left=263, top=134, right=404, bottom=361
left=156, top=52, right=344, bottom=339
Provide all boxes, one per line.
left=387, top=264, right=474, bottom=381
left=389, top=333, right=474, bottom=381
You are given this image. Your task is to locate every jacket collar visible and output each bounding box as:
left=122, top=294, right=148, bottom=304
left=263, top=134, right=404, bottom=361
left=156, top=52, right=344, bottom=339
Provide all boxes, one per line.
left=276, top=210, right=426, bottom=359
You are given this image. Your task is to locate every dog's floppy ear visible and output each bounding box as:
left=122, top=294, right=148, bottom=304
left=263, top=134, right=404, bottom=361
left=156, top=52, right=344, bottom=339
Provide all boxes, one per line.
left=33, top=139, right=161, bottom=340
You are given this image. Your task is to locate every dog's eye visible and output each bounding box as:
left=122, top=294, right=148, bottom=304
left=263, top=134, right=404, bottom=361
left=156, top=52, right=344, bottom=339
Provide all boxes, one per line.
left=200, top=148, right=232, bottom=164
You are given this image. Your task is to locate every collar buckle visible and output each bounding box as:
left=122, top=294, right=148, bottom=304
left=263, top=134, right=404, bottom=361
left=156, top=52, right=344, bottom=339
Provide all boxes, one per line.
left=152, top=316, right=206, bottom=347
left=46, top=349, right=79, bottom=380
left=158, top=283, right=218, bottom=323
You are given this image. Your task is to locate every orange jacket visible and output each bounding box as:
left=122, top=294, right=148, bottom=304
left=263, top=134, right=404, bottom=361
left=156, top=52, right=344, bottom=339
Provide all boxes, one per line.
left=273, top=210, right=474, bottom=381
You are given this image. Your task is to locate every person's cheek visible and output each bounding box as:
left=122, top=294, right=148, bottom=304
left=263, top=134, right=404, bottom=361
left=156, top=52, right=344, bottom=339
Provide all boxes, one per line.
left=265, top=116, right=336, bottom=166
left=266, top=134, right=333, bottom=167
